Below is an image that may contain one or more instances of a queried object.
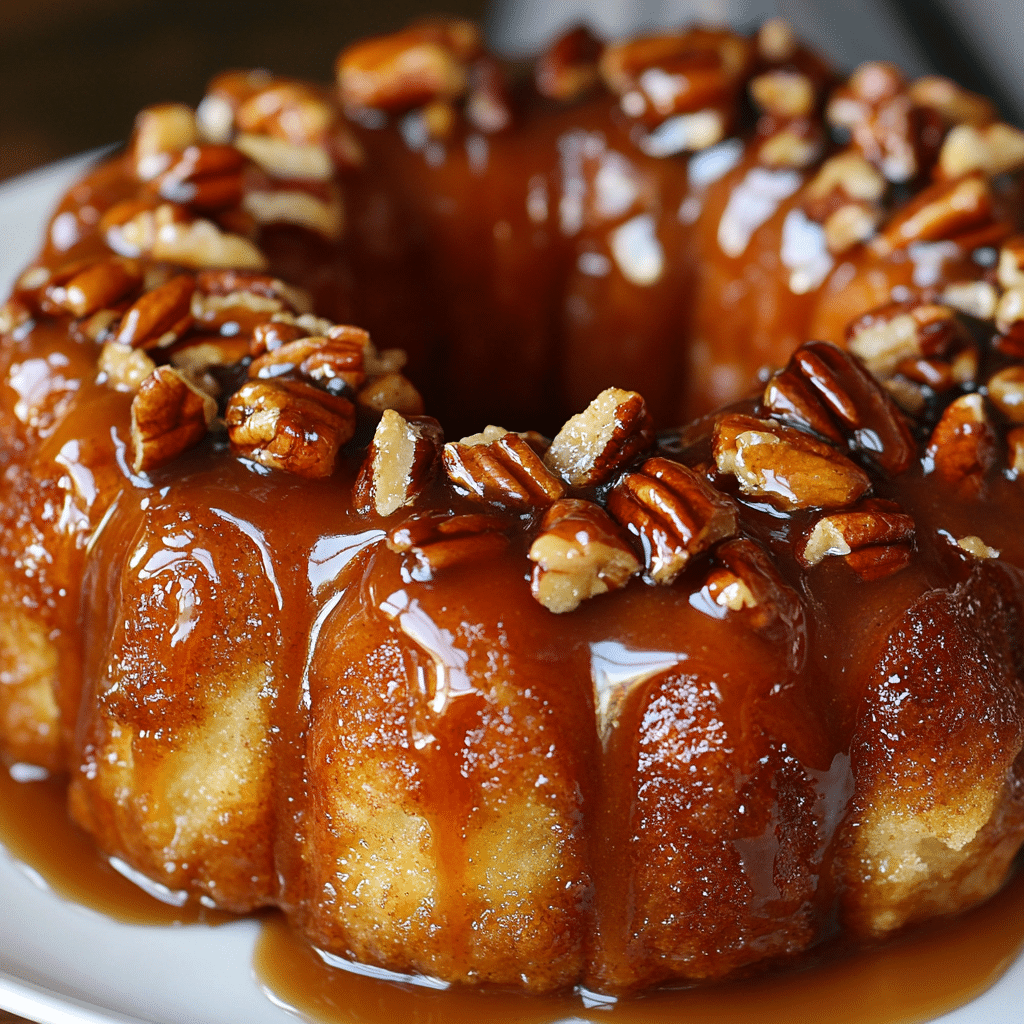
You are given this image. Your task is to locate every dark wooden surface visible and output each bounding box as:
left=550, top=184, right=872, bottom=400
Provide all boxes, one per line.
left=0, top=0, right=489, bottom=183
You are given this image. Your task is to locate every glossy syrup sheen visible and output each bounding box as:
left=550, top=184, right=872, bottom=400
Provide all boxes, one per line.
left=2, top=761, right=1023, bottom=1024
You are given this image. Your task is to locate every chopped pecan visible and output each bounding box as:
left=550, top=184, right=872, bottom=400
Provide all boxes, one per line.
left=386, top=510, right=509, bottom=580
left=938, top=122, right=1024, bottom=180
left=225, top=379, right=355, bottom=478
left=191, top=270, right=308, bottom=336
left=606, top=457, right=738, bottom=584
left=756, top=122, right=825, bottom=170
left=907, top=76, right=995, bottom=127
left=356, top=371, right=425, bottom=417
left=98, top=342, right=156, bottom=393
left=156, top=144, right=246, bottom=210
left=986, top=366, right=1024, bottom=422
left=241, top=179, right=345, bottom=239
left=168, top=336, right=249, bottom=395
left=798, top=498, right=915, bottom=580
left=195, top=69, right=273, bottom=142
left=953, top=534, right=1000, bottom=559
left=764, top=341, right=914, bottom=474
left=940, top=280, right=998, bottom=320
left=998, top=237, right=1024, bottom=289
left=336, top=18, right=480, bottom=111
left=130, top=103, right=200, bottom=180
left=528, top=498, right=640, bottom=613
left=114, top=274, right=195, bottom=350
left=803, top=151, right=886, bottom=219
left=924, top=393, right=996, bottom=492
left=750, top=69, right=816, bottom=119
left=130, top=366, right=217, bottom=473
left=1009, top=427, right=1024, bottom=476
left=535, top=26, right=603, bottom=102
left=103, top=202, right=267, bottom=271
left=872, top=174, right=993, bottom=253
left=443, top=428, right=566, bottom=511
left=544, top=387, right=654, bottom=486
left=996, top=286, right=1024, bottom=339
left=353, top=410, right=443, bottom=517
left=713, top=414, right=871, bottom=510
left=41, top=257, right=142, bottom=319
left=757, top=19, right=797, bottom=62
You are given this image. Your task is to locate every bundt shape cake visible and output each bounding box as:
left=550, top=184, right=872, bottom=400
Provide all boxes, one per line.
left=4, top=13, right=1024, bottom=997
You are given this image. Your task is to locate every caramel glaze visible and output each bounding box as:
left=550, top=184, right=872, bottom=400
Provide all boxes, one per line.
left=4, top=299, right=1024, bottom=996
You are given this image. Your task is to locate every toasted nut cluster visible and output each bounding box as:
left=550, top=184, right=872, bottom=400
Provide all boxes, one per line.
left=102, top=201, right=267, bottom=271
left=225, top=379, right=355, bottom=478
left=713, top=414, right=871, bottom=510
left=535, top=26, right=603, bottom=102
left=130, top=366, right=217, bottom=473
left=826, top=61, right=939, bottom=182
left=443, top=428, right=566, bottom=510
left=528, top=499, right=640, bottom=613
left=606, top=457, right=738, bottom=584
left=872, top=174, right=994, bottom=254
left=924, top=393, right=996, bottom=493
left=353, top=411, right=443, bottom=517
left=130, top=103, right=201, bottom=181
left=387, top=511, right=509, bottom=580
left=798, top=499, right=915, bottom=581
left=336, top=18, right=481, bottom=111
left=544, top=387, right=654, bottom=486
left=764, top=341, right=914, bottom=474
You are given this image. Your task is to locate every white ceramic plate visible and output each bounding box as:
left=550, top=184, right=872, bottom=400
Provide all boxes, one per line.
left=2, top=154, right=1024, bottom=1024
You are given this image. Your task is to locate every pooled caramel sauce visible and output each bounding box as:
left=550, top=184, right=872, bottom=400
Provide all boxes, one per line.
left=2, top=755, right=1022, bottom=1023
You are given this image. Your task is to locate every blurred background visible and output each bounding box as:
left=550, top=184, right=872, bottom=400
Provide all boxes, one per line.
left=0, top=0, right=1021, bottom=183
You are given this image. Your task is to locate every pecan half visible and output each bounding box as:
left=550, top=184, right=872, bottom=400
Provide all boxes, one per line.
left=130, top=103, right=200, bottom=180
left=535, top=26, right=603, bottom=102
left=249, top=333, right=365, bottom=388
left=225, top=379, right=355, bottom=478
left=713, top=414, right=871, bottom=510
left=168, top=336, right=250, bottom=395
left=544, top=387, right=654, bottom=487
left=528, top=499, right=640, bottom=613
left=157, top=144, right=246, bottom=211
left=353, top=410, right=443, bottom=517
left=924, top=393, right=996, bottom=492
left=130, top=366, right=217, bottom=473
left=41, top=257, right=142, bottom=319
left=336, top=18, right=480, bottom=111
left=764, top=341, right=914, bottom=474
left=241, top=179, right=345, bottom=239
left=798, top=499, right=915, bottom=581
left=386, top=510, right=509, bottom=580
left=938, top=122, right=1024, bottom=179
left=114, top=274, right=195, bottom=350
left=443, top=429, right=566, bottom=510
left=606, top=457, right=738, bottom=584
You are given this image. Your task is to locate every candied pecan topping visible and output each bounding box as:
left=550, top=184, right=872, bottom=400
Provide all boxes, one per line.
left=798, top=498, right=915, bottom=581
left=225, top=379, right=355, bottom=478
left=606, top=457, right=738, bottom=585
left=168, top=336, right=249, bottom=395
left=387, top=511, right=510, bottom=580
left=713, top=414, right=871, bottom=510
left=115, top=274, right=195, bottom=350
left=924, top=393, right=996, bottom=493
left=953, top=534, right=1000, bottom=560
left=988, top=366, right=1024, bottom=423
left=907, top=76, right=995, bottom=127
left=750, top=69, right=816, bottom=119
left=545, top=387, right=654, bottom=487
left=130, top=103, right=200, bottom=180
left=130, top=366, right=217, bottom=473
left=336, top=18, right=481, bottom=111
left=528, top=498, right=640, bottom=613
left=99, top=342, right=157, bottom=393
left=764, top=341, right=914, bottom=474
left=157, top=145, right=246, bottom=211
left=37, top=257, right=143, bottom=319
left=938, top=122, right=1024, bottom=180
left=535, top=26, right=603, bottom=102
left=249, top=334, right=365, bottom=388
left=356, top=371, right=425, bottom=417
left=353, top=410, right=443, bottom=517
left=443, top=429, right=566, bottom=511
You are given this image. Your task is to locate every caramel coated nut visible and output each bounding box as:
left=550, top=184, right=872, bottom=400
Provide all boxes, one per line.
left=872, top=174, right=993, bottom=253
left=98, top=342, right=156, bottom=393
left=444, top=429, right=566, bottom=510
left=157, top=144, right=246, bottom=210
left=938, top=122, right=1024, bottom=179
left=357, top=372, right=425, bottom=416
left=336, top=19, right=480, bottom=111
left=757, top=19, right=796, bottom=62
left=169, top=336, right=249, bottom=395
left=115, top=274, right=195, bottom=350
left=46, top=258, right=143, bottom=319
left=925, top=393, right=996, bottom=492
left=386, top=510, right=510, bottom=579
left=131, top=103, right=200, bottom=180
left=104, top=202, right=267, bottom=271
left=528, top=498, right=640, bottom=613
left=535, top=26, right=603, bottom=102
left=713, top=414, right=871, bottom=510
left=955, top=534, right=1000, bottom=560
left=226, top=378, right=355, bottom=478
left=940, top=280, right=998, bottom=321
left=988, top=366, right=1024, bottom=423
left=799, top=500, right=915, bottom=581
left=242, top=184, right=345, bottom=239
left=749, top=69, right=816, bottom=118
left=354, top=410, right=443, bottom=517
left=250, top=334, right=366, bottom=388
left=130, top=366, right=217, bottom=473
left=545, top=387, right=654, bottom=487
left=764, top=341, right=914, bottom=475
left=907, top=76, right=995, bottom=127
left=606, top=456, right=738, bottom=585
left=846, top=302, right=970, bottom=378
left=1009, top=427, right=1024, bottom=476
